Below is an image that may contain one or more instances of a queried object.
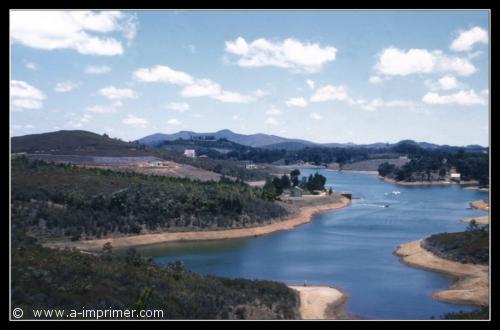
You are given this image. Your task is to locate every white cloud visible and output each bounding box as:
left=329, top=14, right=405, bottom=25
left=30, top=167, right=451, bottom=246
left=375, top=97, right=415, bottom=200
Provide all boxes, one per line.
left=122, top=114, right=148, bottom=127
left=225, top=37, right=337, bottom=73
left=310, top=84, right=349, bottom=103
left=55, top=80, right=81, bottom=92
left=180, top=79, right=220, bottom=97
left=12, top=99, right=43, bottom=110
left=306, top=79, right=315, bottom=90
left=66, top=114, right=93, bottom=128
left=99, top=86, right=139, bottom=99
left=25, top=61, right=37, bottom=70
left=134, top=65, right=194, bottom=85
left=424, top=75, right=460, bottom=91
left=450, top=26, right=488, bottom=52
left=368, top=75, right=387, bottom=84
left=11, top=124, right=35, bottom=134
left=10, top=80, right=46, bottom=111
left=481, top=88, right=489, bottom=96
left=266, top=106, right=281, bottom=116
left=265, top=117, right=278, bottom=125
left=358, top=98, right=415, bottom=111
left=87, top=105, right=118, bottom=113
left=286, top=97, right=308, bottom=107
left=166, top=102, right=190, bottom=112
left=85, top=65, right=111, bottom=74
left=167, top=118, right=182, bottom=125
left=374, top=47, right=476, bottom=77
left=422, top=89, right=486, bottom=106
left=11, top=11, right=137, bottom=56
left=135, top=65, right=263, bottom=104
left=310, top=112, right=322, bottom=120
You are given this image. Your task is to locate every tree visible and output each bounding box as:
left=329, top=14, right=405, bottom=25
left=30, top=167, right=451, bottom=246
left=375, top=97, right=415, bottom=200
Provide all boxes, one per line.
left=280, top=175, right=291, bottom=189
left=290, top=169, right=301, bottom=187
left=272, top=177, right=284, bottom=196
left=328, top=187, right=333, bottom=195
left=262, top=178, right=277, bottom=201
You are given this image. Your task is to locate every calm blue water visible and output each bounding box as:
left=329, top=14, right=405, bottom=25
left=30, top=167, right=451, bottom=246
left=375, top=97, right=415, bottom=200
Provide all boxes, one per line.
left=139, top=170, right=488, bottom=320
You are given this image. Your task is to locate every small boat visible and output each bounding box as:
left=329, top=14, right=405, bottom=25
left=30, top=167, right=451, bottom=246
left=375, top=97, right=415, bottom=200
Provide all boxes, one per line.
left=384, top=204, right=389, bottom=208
left=392, top=191, right=401, bottom=195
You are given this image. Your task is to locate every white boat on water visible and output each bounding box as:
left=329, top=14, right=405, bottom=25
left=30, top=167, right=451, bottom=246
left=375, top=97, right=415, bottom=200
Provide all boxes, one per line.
left=392, top=191, right=401, bottom=195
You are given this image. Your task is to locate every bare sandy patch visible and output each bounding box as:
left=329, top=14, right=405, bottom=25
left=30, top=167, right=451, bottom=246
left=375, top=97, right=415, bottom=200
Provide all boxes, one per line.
left=462, top=216, right=489, bottom=225
left=395, top=239, right=488, bottom=306
left=289, top=285, right=347, bottom=320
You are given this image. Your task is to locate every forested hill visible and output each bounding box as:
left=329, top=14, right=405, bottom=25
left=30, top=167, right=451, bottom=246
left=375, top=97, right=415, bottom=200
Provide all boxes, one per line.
left=11, top=130, right=149, bottom=156
left=11, top=237, right=300, bottom=319
left=11, top=157, right=288, bottom=242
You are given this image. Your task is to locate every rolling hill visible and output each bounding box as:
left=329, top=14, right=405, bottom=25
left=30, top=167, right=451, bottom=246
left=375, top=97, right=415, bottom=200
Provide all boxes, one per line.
left=11, top=130, right=152, bottom=157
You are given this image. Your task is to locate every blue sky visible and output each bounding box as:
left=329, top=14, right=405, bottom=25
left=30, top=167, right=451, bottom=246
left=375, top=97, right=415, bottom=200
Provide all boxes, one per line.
left=10, top=10, right=489, bottom=146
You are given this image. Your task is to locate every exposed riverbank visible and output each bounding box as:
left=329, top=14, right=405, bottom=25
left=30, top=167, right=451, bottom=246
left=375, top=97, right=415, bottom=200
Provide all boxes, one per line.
left=470, top=200, right=490, bottom=211
left=289, top=285, right=349, bottom=320
left=462, top=215, right=489, bottom=225
left=380, top=176, right=479, bottom=186
left=395, top=239, right=488, bottom=306
left=46, top=196, right=350, bottom=252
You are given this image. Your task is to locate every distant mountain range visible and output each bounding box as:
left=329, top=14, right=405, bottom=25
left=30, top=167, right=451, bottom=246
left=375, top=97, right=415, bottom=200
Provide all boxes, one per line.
left=137, top=129, right=487, bottom=151
left=10, top=129, right=487, bottom=156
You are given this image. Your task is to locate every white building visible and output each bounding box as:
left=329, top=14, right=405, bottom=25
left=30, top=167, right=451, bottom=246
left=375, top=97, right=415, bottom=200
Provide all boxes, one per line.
left=183, top=149, right=196, bottom=158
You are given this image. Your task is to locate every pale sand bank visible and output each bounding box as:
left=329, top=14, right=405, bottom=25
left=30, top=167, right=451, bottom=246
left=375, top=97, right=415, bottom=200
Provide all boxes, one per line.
left=470, top=200, right=490, bottom=211
left=380, top=176, right=480, bottom=186
left=289, top=285, right=348, bottom=320
left=46, top=197, right=350, bottom=252
left=464, top=186, right=489, bottom=192
left=462, top=216, right=489, bottom=225
left=395, top=239, right=488, bottom=306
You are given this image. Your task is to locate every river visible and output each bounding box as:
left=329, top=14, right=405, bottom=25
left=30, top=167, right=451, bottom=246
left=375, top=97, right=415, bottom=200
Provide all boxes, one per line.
left=138, top=169, right=488, bottom=319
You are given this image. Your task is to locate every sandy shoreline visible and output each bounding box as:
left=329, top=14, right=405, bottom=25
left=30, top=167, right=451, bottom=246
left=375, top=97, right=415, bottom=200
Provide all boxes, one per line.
left=395, top=239, right=488, bottom=306
left=46, top=196, right=350, bottom=252
left=470, top=200, right=490, bottom=211
left=289, top=285, right=348, bottom=320
left=380, top=176, right=479, bottom=186
left=326, top=169, right=378, bottom=175
left=462, top=215, right=489, bottom=225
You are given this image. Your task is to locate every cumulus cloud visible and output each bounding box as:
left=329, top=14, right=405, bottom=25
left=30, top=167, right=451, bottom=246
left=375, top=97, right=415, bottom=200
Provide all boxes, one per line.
left=286, top=97, right=308, bottom=108
left=10, top=11, right=137, bottom=56
left=357, top=98, right=416, bottom=111
left=368, top=75, right=388, bottom=84
left=134, top=65, right=194, bottom=85
left=422, top=89, right=486, bottom=106
left=25, top=61, right=37, bottom=70
left=134, top=65, right=263, bottom=103
left=265, top=117, right=278, bottom=125
left=310, top=84, right=349, bottom=103
left=10, top=80, right=46, bottom=110
left=309, top=112, right=322, bottom=120
left=266, top=106, right=281, bottom=116
left=87, top=105, right=118, bottom=113
left=424, top=75, right=461, bottom=91
left=167, top=118, right=182, bottom=125
left=85, top=65, right=111, bottom=74
left=374, top=47, right=476, bottom=77
left=55, top=80, right=81, bottom=92
left=450, top=26, right=488, bottom=52
left=225, top=37, right=337, bottom=73
left=166, top=102, right=190, bottom=112
left=66, top=114, right=93, bottom=128
left=99, top=86, right=139, bottom=99
left=122, top=114, right=147, bottom=127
